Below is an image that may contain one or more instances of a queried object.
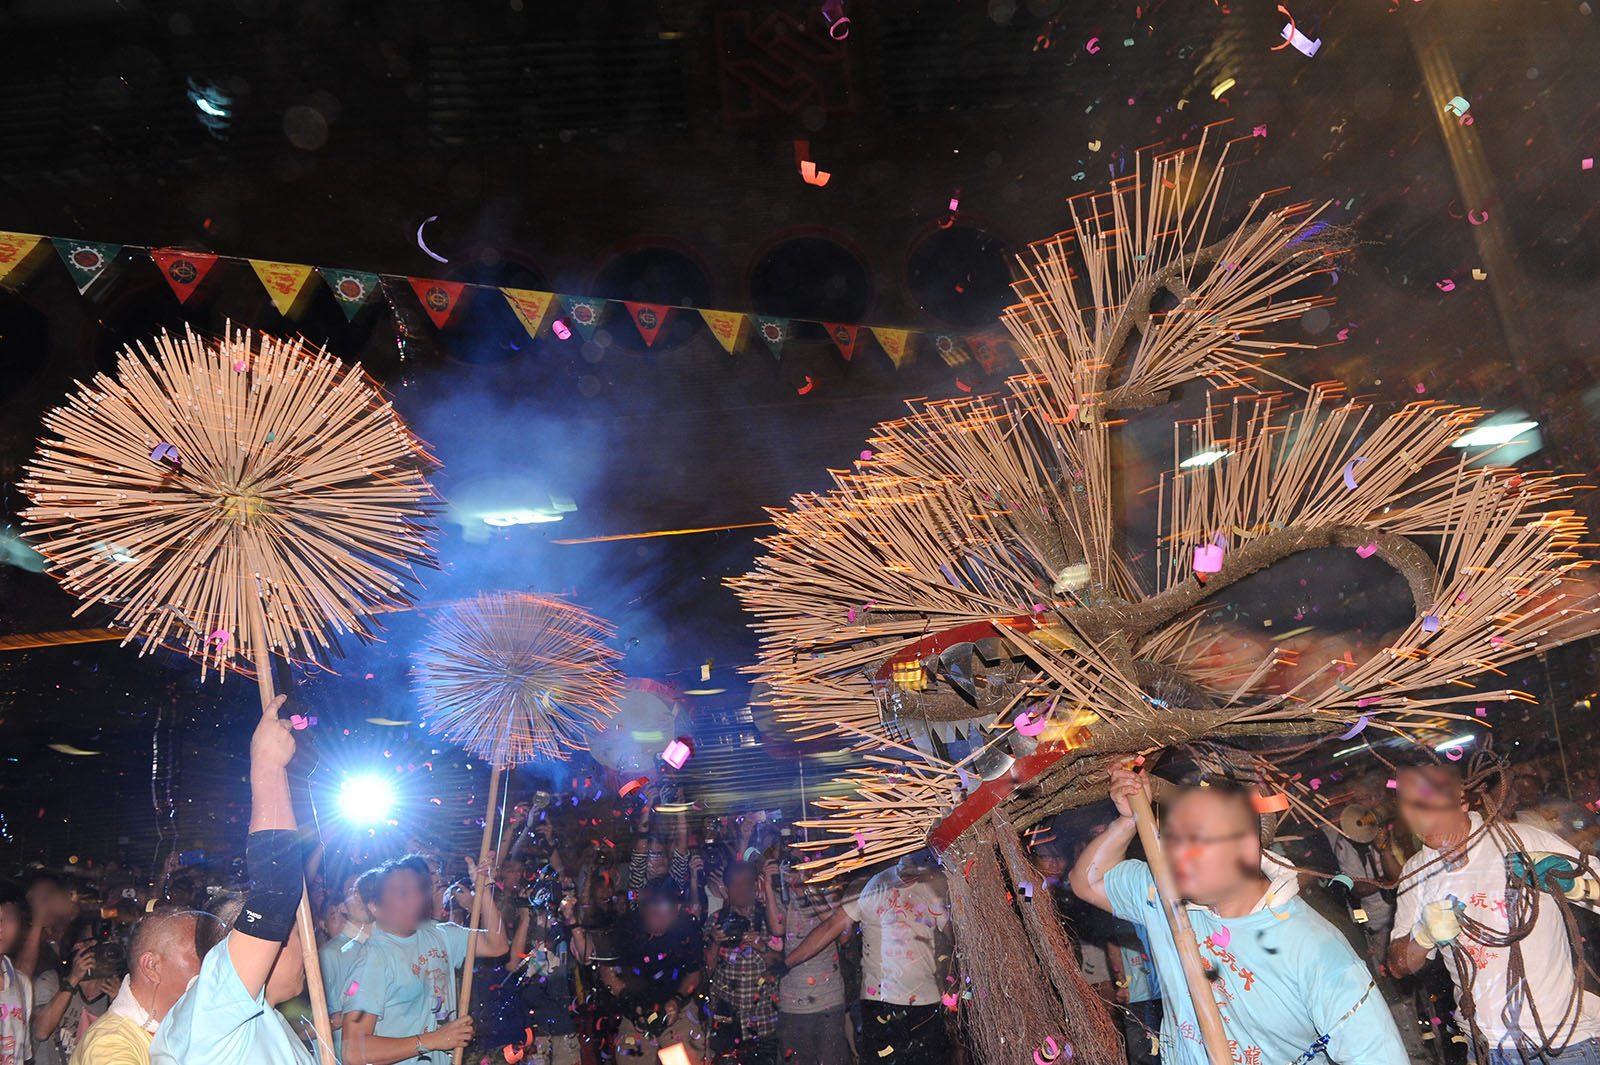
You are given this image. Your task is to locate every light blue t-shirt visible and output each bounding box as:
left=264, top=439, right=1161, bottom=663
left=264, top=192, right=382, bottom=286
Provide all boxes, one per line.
left=149, top=934, right=314, bottom=1065
left=1105, top=860, right=1407, bottom=1065
left=343, top=920, right=470, bottom=1065
left=1110, top=919, right=1161, bottom=1005
left=319, top=932, right=365, bottom=1059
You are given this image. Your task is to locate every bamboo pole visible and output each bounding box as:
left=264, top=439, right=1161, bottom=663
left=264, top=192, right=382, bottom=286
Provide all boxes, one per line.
left=248, top=595, right=337, bottom=1065
left=1127, top=786, right=1231, bottom=1065
left=453, top=762, right=503, bottom=1065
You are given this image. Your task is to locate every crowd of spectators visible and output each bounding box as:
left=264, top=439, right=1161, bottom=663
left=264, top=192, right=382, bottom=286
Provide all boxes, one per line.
left=3, top=748, right=1600, bottom=1065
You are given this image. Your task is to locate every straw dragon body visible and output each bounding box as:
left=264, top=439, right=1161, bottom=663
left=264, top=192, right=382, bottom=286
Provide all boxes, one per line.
left=732, top=135, right=1600, bottom=1063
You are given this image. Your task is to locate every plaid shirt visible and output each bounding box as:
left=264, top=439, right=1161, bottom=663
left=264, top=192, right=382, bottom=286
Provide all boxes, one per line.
left=704, top=906, right=778, bottom=1039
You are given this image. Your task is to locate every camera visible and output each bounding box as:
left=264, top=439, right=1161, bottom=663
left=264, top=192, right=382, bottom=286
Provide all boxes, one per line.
left=716, top=910, right=750, bottom=947
left=86, top=939, right=128, bottom=982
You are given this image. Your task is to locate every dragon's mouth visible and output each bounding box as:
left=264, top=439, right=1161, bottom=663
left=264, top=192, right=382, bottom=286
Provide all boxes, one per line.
left=872, top=622, right=1100, bottom=778
left=869, top=615, right=1113, bottom=777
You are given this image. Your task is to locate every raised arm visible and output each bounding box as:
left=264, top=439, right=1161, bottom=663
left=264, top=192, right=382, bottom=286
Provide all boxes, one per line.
left=1068, top=764, right=1147, bottom=914
left=780, top=906, right=851, bottom=969
left=264, top=931, right=306, bottom=1006
left=226, top=694, right=304, bottom=1000
left=15, top=880, right=66, bottom=980
left=508, top=908, right=532, bottom=971
left=466, top=863, right=509, bottom=958
left=760, top=859, right=785, bottom=937
left=32, top=948, right=92, bottom=1040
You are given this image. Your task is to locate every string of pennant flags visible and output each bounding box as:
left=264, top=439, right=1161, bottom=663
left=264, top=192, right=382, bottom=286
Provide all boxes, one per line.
left=0, top=230, right=1019, bottom=374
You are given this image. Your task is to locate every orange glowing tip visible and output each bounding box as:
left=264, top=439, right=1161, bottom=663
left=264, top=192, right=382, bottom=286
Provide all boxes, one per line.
left=552, top=521, right=774, bottom=545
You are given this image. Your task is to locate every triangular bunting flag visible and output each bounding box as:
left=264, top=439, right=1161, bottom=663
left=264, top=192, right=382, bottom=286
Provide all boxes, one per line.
left=969, top=335, right=1015, bottom=374
left=0, top=232, right=45, bottom=287
left=872, top=327, right=915, bottom=368
left=249, top=260, right=316, bottom=317
left=559, top=295, right=607, bottom=341
left=56, top=240, right=122, bottom=294
left=754, top=316, right=789, bottom=360
left=823, top=322, right=859, bottom=361
left=149, top=249, right=219, bottom=304
left=623, top=302, right=673, bottom=347
left=931, top=334, right=970, bottom=366
left=407, top=277, right=466, bottom=329
left=322, top=269, right=381, bottom=320
left=502, top=288, right=555, bottom=338
left=698, top=309, right=746, bottom=354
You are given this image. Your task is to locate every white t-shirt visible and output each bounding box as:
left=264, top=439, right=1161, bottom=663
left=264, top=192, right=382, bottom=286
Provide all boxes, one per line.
left=841, top=867, right=948, bottom=1007
left=1393, top=813, right=1600, bottom=1050
left=0, top=956, right=33, bottom=1065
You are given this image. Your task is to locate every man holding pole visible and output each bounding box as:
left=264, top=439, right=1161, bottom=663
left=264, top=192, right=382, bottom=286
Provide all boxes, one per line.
left=147, top=694, right=318, bottom=1065
left=1070, top=765, right=1408, bottom=1065
left=1387, top=755, right=1600, bottom=1063
left=341, top=857, right=509, bottom=1065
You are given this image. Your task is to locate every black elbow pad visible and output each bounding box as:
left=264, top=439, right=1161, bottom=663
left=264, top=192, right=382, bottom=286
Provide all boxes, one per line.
left=237, top=829, right=303, bottom=943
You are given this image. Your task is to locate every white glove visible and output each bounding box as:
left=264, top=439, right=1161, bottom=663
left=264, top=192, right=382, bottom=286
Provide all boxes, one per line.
left=1412, top=898, right=1463, bottom=949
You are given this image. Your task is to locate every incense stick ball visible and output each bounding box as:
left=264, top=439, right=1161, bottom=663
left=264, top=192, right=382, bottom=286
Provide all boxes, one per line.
left=413, top=592, right=624, bottom=765
left=20, top=326, right=439, bottom=679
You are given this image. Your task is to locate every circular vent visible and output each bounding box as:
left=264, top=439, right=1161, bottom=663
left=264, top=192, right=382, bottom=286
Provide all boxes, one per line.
left=438, top=255, right=551, bottom=366
left=592, top=243, right=714, bottom=353
left=905, top=225, right=1015, bottom=328
left=748, top=235, right=872, bottom=322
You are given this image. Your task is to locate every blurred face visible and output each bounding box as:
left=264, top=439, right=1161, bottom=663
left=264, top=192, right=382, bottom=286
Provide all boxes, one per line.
left=897, top=849, right=942, bottom=881
left=498, top=859, right=525, bottom=891
left=642, top=898, right=678, bottom=936
left=1396, top=767, right=1471, bottom=849
left=0, top=903, right=23, bottom=957
left=1165, top=792, right=1261, bottom=905
left=1034, top=852, right=1067, bottom=881
left=32, top=882, right=68, bottom=928
left=1510, top=776, right=1542, bottom=815
left=645, top=844, right=669, bottom=878
left=727, top=866, right=757, bottom=908
left=374, top=870, right=428, bottom=933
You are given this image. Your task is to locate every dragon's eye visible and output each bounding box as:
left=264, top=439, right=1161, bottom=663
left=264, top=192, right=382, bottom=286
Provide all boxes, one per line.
left=891, top=659, right=930, bottom=691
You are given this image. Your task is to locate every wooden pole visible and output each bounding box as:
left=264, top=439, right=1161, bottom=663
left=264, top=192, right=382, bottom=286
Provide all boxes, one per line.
left=249, top=596, right=338, bottom=1065
left=453, top=762, right=503, bottom=1065
left=1127, top=788, right=1233, bottom=1065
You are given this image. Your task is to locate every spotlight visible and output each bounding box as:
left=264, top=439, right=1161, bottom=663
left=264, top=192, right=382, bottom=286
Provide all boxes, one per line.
left=186, top=77, right=233, bottom=140
left=1451, top=420, right=1539, bottom=448
left=480, top=508, right=564, bottom=527
left=338, top=774, right=396, bottom=826
left=1179, top=449, right=1230, bottom=469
